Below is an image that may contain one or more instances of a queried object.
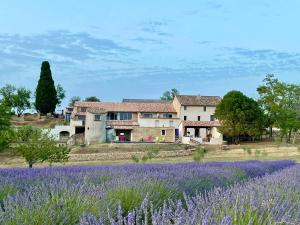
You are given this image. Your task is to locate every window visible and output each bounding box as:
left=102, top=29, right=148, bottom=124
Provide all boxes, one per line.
left=94, top=115, right=101, bottom=121
left=203, top=106, right=207, bottom=112
left=120, top=112, right=132, bottom=120
left=184, top=116, right=187, bottom=121
left=162, top=113, right=172, bottom=118
left=169, top=120, right=174, bottom=127
left=184, top=106, right=187, bottom=110
left=210, top=115, right=215, bottom=121
left=143, top=113, right=153, bottom=118
left=198, top=116, right=201, bottom=121
left=107, top=112, right=118, bottom=120
left=155, top=120, right=159, bottom=127
left=80, top=107, right=87, bottom=112
left=161, top=130, right=166, bottom=136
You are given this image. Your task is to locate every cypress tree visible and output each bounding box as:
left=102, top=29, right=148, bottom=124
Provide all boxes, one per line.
left=35, top=61, right=57, bottom=114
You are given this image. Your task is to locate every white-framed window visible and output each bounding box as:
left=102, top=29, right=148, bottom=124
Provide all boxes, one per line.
left=161, top=129, right=166, bottom=136
left=169, top=120, right=174, bottom=127
left=155, top=120, right=159, bottom=127
left=94, top=115, right=101, bottom=121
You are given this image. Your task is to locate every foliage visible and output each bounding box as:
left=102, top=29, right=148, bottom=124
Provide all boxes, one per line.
left=35, top=61, right=58, bottom=114
left=193, top=146, right=207, bottom=162
left=56, top=84, right=66, bottom=107
left=0, top=84, right=31, bottom=116
left=160, top=88, right=179, bottom=101
left=215, top=90, right=266, bottom=143
left=13, top=126, right=70, bottom=168
left=84, top=96, right=100, bottom=102
left=132, top=145, right=160, bottom=163
left=69, top=96, right=81, bottom=107
left=257, top=74, right=300, bottom=142
left=0, top=161, right=295, bottom=224
left=0, top=103, right=11, bottom=151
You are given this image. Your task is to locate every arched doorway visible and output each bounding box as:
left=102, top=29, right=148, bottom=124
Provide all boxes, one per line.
left=59, top=131, right=70, bottom=141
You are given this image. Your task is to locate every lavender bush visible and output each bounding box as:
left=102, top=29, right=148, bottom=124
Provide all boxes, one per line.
left=0, top=160, right=295, bottom=224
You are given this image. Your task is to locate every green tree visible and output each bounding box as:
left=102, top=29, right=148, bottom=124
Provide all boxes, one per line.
left=0, top=84, right=16, bottom=107
left=35, top=61, right=57, bottom=114
left=13, top=126, right=70, bottom=168
left=85, top=96, right=100, bottom=102
left=257, top=75, right=300, bottom=142
left=160, top=88, right=179, bottom=101
left=0, top=84, right=31, bottom=117
left=56, top=84, right=66, bottom=107
left=215, top=90, right=266, bottom=144
left=0, top=102, right=11, bottom=151
left=69, top=96, right=81, bottom=107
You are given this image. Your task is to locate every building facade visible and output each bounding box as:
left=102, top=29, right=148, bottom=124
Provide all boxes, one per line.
left=62, top=95, right=223, bottom=145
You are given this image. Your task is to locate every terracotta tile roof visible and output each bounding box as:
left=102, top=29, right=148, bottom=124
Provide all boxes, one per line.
left=182, top=120, right=220, bottom=127
left=107, top=121, right=139, bottom=126
left=122, top=99, right=169, bottom=103
left=175, top=95, right=221, bottom=106
left=74, top=101, right=176, bottom=113
left=87, top=108, right=107, bottom=114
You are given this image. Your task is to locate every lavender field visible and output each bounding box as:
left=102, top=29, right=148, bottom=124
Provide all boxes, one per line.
left=0, top=161, right=299, bottom=224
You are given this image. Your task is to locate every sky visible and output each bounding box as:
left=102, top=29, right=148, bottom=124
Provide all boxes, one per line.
left=0, top=0, right=300, bottom=108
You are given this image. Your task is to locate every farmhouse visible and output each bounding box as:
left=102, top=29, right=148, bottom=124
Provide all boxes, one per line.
left=59, top=95, right=223, bottom=145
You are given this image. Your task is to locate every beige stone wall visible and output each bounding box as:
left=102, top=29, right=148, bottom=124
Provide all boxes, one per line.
left=69, top=149, right=192, bottom=161
left=131, top=127, right=175, bottom=142
left=172, top=97, right=181, bottom=114
left=85, top=112, right=107, bottom=144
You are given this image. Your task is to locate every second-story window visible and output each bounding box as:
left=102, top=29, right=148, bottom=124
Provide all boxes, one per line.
left=81, top=107, right=87, bottom=112
left=143, top=113, right=153, bottom=118
left=198, top=116, right=201, bottom=121
left=107, top=112, right=118, bottom=120
left=120, top=112, right=132, bottom=120
left=162, top=113, right=173, bottom=118
left=184, top=116, right=187, bottom=121
left=184, top=106, right=187, bottom=110
left=210, top=115, right=215, bottom=121
left=94, top=115, right=101, bottom=121
left=169, top=120, right=174, bottom=127
left=203, top=106, right=207, bottom=112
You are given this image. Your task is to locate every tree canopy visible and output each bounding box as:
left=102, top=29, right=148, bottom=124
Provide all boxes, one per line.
left=215, top=90, right=266, bottom=143
left=0, top=84, right=31, bottom=116
left=35, top=61, right=58, bottom=114
left=160, top=88, right=179, bottom=101
left=13, top=126, right=70, bottom=168
left=257, top=74, right=300, bottom=142
left=69, top=96, right=81, bottom=107
left=85, top=96, right=100, bottom=102
left=0, top=102, right=11, bottom=151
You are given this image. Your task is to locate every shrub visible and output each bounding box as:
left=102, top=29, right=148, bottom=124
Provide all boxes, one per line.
left=193, top=146, right=207, bottom=162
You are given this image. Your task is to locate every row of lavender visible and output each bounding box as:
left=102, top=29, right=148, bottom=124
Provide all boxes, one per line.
left=0, top=160, right=295, bottom=224
left=81, top=164, right=300, bottom=225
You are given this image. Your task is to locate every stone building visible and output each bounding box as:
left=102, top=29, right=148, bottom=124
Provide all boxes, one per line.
left=65, top=95, right=223, bottom=145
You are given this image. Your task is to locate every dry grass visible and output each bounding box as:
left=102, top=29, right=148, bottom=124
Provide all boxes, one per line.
left=1, top=143, right=299, bottom=168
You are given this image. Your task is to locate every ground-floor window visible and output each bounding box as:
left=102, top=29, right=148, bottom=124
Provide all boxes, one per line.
left=161, top=129, right=166, bottom=136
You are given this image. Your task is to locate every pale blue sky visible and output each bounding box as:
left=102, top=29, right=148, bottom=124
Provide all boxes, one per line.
left=0, top=0, right=299, bottom=108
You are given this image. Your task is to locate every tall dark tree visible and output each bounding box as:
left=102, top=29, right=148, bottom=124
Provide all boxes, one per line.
left=0, top=102, right=11, bottom=151
left=35, top=61, right=57, bottom=114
